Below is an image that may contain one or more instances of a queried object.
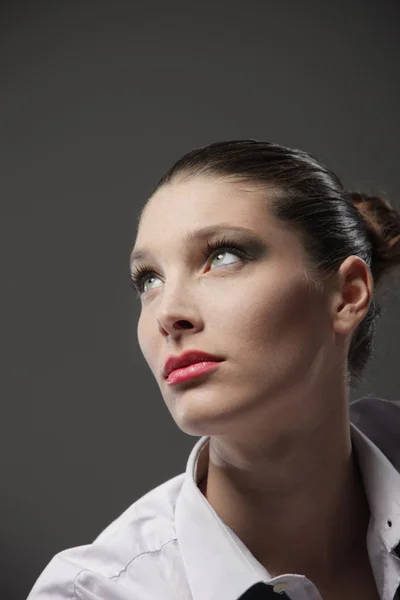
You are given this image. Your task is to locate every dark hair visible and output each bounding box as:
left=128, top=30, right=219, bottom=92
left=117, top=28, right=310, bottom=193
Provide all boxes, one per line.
left=150, top=140, right=400, bottom=389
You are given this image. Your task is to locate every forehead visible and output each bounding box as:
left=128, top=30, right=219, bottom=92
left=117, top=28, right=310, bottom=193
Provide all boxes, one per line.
left=131, top=176, right=305, bottom=264
left=137, top=177, right=280, bottom=239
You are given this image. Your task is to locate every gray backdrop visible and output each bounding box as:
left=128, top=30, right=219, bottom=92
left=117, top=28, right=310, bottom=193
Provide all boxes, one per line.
left=1, top=1, right=399, bottom=598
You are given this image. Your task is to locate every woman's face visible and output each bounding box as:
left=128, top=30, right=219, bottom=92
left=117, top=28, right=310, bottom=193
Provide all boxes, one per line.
left=131, top=176, right=334, bottom=438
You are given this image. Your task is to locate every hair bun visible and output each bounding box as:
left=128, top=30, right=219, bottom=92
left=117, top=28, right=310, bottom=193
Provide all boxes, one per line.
left=349, top=192, right=400, bottom=263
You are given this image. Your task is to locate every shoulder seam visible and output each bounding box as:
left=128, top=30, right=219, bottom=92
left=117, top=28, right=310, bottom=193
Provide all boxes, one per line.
left=110, top=537, right=178, bottom=581
left=72, top=537, right=178, bottom=597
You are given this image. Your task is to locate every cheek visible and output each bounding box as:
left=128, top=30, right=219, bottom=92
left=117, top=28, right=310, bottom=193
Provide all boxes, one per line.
left=137, top=313, right=156, bottom=369
left=223, top=278, right=322, bottom=349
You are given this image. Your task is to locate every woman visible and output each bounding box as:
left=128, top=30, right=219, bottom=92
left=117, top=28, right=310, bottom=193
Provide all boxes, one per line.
left=28, top=140, right=400, bottom=600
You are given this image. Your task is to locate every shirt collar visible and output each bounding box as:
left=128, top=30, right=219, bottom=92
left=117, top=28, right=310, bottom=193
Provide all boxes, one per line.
left=175, top=399, right=400, bottom=600
left=350, top=421, right=400, bottom=553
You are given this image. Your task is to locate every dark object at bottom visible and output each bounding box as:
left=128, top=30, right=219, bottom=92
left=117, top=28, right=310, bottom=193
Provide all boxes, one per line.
left=238, top=582, right=290, bottom=598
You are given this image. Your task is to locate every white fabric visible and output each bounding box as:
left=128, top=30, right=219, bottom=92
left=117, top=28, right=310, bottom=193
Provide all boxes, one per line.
left=27, top=397, right=400, bottom=600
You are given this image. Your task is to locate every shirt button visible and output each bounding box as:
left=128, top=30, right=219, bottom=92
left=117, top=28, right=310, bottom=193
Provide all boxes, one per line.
left=273, top=582, right=288, bottom=594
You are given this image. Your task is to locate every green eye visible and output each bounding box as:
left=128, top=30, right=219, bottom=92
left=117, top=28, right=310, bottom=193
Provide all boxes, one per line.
left=210, top=250, right=240, bottom=268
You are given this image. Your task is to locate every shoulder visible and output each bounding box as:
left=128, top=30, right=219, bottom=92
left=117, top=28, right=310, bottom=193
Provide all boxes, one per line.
left=27, top=473, right=185, bottom=599
left=350, top=396, right=400, bottom=471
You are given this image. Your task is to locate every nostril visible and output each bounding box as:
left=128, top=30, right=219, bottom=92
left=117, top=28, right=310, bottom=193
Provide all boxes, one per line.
left=174, top=320, right=193, bottom=329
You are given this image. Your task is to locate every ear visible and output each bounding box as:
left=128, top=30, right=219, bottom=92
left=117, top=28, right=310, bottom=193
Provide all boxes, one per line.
left=331, top=255, right=374, bottom=336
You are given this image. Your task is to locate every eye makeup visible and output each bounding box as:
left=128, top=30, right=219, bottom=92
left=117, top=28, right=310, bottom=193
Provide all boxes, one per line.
left=129, top=226, right=267, bottom=297
left=130, top=236, right=252, bottom=296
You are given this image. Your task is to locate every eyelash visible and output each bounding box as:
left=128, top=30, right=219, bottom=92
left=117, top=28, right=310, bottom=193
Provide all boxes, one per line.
left=129, top=236, right=250, bottom=297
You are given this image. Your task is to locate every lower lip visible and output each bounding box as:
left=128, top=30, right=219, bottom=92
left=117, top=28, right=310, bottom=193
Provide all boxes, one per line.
left=166, top=361, right=221, bottom=385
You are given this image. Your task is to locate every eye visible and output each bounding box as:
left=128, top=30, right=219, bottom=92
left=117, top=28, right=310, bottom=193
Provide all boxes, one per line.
left=130, top=265, right=162, bottom=296
left=204, top=237, right=249, bottom=270
left=209, top=249, right=241, bottom=269
left=140, top=274, right=162, bottom=293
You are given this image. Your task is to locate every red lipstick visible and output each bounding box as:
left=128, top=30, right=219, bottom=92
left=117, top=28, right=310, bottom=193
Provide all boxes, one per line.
left=163, top=350, right=223, bottom=385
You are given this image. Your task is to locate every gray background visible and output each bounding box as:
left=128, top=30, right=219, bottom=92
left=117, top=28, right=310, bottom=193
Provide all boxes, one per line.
left=1, top=1, right=399, bottom=598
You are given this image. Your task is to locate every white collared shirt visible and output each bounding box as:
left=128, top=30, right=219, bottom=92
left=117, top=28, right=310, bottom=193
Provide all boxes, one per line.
left=27, top=397, right=400, bottom=600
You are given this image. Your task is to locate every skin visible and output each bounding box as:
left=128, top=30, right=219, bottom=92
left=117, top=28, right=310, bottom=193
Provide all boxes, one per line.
left=130, top=175, right=377, bottom=595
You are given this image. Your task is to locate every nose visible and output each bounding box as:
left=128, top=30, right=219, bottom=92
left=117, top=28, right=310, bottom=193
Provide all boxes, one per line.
left=156, top=282, right=203, bottom=339
left=157, top=317, right=194, bottom=337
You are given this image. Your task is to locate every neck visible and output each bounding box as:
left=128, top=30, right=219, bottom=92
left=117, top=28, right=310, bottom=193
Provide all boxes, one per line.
left=201, top=393, right=371, bottom=583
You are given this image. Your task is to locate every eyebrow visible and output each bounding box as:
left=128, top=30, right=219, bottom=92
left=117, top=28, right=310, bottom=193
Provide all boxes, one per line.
left=130, top=223, right=264, bottom=267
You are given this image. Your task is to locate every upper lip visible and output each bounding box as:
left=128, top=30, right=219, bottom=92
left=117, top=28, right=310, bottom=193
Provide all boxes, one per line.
left=163, top=350, right=223, bottom=378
